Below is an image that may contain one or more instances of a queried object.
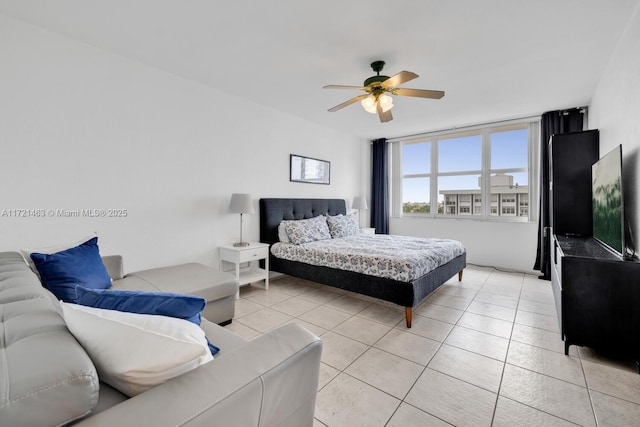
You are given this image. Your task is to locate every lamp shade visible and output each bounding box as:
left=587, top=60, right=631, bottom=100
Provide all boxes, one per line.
left=352, top=196, right=368, bottom=210
left=229, top=193, right=254, bottom=214
left=378, top=93, right=393, bottom=112
left=360, top=94, right=377, bottom=114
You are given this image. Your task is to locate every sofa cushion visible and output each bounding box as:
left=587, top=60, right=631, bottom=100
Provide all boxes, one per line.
left=30, top=237, right=111, bottom=302
left=61, top=302, right=213, bottom=397
left=0, top=252, right=99, bottom=427
left=75, top=286, right=220, bottom=355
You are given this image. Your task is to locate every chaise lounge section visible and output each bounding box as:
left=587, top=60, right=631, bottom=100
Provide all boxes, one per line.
left=103, top=256, right=237, bottom=325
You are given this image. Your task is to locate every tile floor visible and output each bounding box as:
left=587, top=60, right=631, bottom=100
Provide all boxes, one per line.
left=224, top=266, right=640, bottom=427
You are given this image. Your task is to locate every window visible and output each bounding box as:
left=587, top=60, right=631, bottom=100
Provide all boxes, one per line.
left=502, top=207, right=516, bottom=215
left=401, top=141, right=430, bottom=214
left=392, top=120, right=538, bottom=221
left=438, top=133, right=482, bottom=217
left=489, top=127, right=529, bottom=217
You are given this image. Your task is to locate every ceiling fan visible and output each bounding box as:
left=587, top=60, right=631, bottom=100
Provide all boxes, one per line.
left=323, top=60, right=445, bottom=123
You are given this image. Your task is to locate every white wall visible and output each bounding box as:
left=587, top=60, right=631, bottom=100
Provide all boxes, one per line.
left=0, top=14, right=366, bottom=272
left=589, top=3, right=640, bottom=253
left=391, top=217, right=537, bottom=273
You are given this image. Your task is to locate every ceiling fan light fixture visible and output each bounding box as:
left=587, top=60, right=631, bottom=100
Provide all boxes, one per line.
left=361, top=94, right=377, bottom=114
left=379, top=93, right=394, bottom=112
left=324, top=60, right=444, bottom=122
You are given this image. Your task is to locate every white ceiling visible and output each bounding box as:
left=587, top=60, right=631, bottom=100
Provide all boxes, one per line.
left=1, top=0, right=638, bottom=140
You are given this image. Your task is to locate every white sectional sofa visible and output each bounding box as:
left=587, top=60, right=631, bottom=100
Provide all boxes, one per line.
left=0, top=251, right=322, bottom=426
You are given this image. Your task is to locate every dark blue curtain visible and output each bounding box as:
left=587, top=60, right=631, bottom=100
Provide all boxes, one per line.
left=533, top=108, right=584, bottom=278
left=371, top=138, right=389, bottom=234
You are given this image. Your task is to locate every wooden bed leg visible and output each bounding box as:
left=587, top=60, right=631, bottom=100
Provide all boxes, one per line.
left=458, top=270, right=463, bottom=281
left=405, top=307, right=413, bottom=328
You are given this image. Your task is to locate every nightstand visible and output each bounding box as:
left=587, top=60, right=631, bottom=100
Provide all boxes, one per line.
left=219, top=242, right=269, bottom=298
left=361, top=228, right=376, bottom=235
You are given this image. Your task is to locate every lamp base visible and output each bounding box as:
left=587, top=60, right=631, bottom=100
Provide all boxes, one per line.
left=233, top=241, right=250, bottom=247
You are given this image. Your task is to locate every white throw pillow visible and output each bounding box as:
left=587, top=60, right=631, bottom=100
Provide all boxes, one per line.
left=277, top=222, right=290, bottom=243
left=60, top=302, right=213, bottom=397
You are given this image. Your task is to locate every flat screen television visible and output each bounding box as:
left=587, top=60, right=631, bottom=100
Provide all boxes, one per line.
left=592, top=144, right=625, bottom=257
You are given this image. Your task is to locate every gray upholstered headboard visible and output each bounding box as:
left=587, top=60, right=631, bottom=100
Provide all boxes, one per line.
left=259, top=198, right=347, bottom=245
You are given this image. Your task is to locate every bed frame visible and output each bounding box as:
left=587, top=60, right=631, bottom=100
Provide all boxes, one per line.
left=259, top=198, right=466, bottom=328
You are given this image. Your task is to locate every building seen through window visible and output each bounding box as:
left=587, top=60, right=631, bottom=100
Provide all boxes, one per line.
left=439, top=174, right=528, bottom=217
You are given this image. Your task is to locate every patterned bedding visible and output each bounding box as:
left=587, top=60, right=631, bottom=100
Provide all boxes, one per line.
left=270, top=233, right=466, bottom=282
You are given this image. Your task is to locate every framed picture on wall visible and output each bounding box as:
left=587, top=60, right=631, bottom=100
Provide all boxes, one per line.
left=290, top=154, right=330, bottom=185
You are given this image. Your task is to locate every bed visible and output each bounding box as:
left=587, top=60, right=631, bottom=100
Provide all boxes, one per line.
left=259, top=198, right=466, bottom=328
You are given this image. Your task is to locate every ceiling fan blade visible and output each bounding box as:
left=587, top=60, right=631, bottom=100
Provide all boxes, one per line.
left=323, top=85, right=365, bottom=90
left=328, top=94, right=368, bottom=112
left=377, top=104, right=393, bottom=123
left=394, top=88, right=445, bottom=99
left=381, top=71, right=418, bottom=89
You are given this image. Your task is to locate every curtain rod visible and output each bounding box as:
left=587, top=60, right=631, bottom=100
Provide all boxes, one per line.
left=383, top=115, right=540, bottom=143
left=561, top=106, right=588, bottom=115
left=381, top=107, right=587, bottom=143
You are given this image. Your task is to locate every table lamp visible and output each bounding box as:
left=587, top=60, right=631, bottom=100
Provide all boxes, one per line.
left=229, top=193, right=254, bottom=247
left=352, top=196, right=368, bottom=227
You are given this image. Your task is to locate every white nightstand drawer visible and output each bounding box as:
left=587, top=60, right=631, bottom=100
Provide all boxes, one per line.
left=237, top=246, right=269, bottom=263
left=219, top=244, right=268, bottom=264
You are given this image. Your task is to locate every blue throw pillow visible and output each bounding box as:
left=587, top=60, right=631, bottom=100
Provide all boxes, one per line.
left=31, top=237, right=111, bottom=303
left=75, top=286, right=220, bottom=356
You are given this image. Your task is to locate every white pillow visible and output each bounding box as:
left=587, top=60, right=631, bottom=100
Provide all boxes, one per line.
left=278, top=222, right=290, bottom=243
left=60, top=302, right=213, bottom=397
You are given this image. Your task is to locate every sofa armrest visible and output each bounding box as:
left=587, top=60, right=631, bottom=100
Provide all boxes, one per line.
left=101, top=255, right=123, bottom=280
left=75, top=323, right=322, bottom=427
